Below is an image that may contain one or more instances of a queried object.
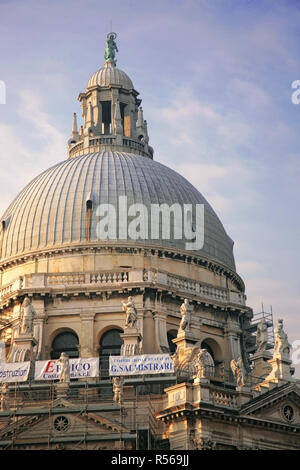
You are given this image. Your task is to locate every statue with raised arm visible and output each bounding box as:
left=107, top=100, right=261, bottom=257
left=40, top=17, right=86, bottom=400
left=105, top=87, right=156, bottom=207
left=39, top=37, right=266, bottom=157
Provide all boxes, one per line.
left=58, top=352, right=70, bottom=383
left=20, top=297, right=35, bottom=334
left=122, top=296, right=138, bottom=329
left=273, top=319, right=291, bottom=360
left=256, top=319, right=268, bottom=352
left=104, top=32, right=118, bottom=64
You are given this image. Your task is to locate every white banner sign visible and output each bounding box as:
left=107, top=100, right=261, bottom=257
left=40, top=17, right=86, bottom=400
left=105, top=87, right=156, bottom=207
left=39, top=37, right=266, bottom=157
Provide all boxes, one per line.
left=109, top=354, right=174, bottom=376
left=0, top=362, right=31, bottom=383
left=34, top=358, right=99, bottom=381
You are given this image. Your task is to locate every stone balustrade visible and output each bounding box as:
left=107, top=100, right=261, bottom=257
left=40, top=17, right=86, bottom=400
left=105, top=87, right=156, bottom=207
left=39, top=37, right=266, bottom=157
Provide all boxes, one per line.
left=0, top=269, right=246, bottom=307
left=89, top=136, right=116, bottom=146
left=166, top=273, right=245, bottom=305
left=69, top=135, right=151, bottom=159
left=210, top=390, right=237, bottom=408
left=68, top=141, right=84, bottom=157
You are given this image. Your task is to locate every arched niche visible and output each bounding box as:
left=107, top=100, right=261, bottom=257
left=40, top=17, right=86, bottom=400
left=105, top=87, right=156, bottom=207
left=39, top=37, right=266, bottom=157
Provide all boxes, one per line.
left=99, top=328, right=123, bottom=378
left=201, top=337, right=223, bottom=363
left=167, top=329, right=178, bottom=354
left=50, top=330, right=79, bottom=359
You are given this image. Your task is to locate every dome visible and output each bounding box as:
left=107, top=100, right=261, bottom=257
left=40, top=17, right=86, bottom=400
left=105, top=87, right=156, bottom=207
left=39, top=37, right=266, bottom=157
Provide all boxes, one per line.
left=86, top=62, right=134, bottom=90
left=0, top=151, right=235, bottom=270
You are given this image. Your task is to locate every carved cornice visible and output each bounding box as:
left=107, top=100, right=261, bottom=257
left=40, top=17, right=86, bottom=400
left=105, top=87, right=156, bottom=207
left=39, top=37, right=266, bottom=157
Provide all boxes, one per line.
left=0, top=269, right=250, bottom=318
left=0, top=242, right=245, bottom=292
left=158, top=404, right=300, bottom=434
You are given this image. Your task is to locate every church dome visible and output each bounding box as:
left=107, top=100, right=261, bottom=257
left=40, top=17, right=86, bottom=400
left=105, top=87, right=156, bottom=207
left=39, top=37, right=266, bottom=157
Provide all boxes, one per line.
left=86, top=62, right=134, bottom=90
left=0, top=151, right=235, bottom=271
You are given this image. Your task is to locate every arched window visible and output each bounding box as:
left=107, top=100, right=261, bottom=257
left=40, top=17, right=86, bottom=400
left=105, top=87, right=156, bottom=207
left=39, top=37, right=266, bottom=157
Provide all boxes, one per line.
left=85, top=199, right=93, bottom=241
left=201, top=338, right=223, bottom=364
left=201, top=340, right=215, bottom=361
left=51, top=331, right=79, bottom=359
left=99, top=329, right=123, bottom=378
left=167, top=329, right=178, bottom=354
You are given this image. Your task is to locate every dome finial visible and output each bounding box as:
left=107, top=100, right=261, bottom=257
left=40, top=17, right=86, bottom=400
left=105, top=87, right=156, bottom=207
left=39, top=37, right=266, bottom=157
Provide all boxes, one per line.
left=104, top=32, right=118, bottom=66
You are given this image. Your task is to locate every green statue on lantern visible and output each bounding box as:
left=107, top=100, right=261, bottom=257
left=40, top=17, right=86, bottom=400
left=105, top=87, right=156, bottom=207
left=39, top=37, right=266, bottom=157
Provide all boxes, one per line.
left=105, top=32, right=118, bottom=65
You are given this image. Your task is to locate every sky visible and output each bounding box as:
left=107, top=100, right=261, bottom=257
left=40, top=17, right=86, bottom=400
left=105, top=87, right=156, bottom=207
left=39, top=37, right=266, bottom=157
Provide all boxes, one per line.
left=0, top=0, right=300, bottom=376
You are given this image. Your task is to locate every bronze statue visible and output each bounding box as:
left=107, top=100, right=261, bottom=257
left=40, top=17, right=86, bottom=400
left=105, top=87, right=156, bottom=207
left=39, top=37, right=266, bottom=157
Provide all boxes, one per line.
left=105, top=33, right=118, bottom=63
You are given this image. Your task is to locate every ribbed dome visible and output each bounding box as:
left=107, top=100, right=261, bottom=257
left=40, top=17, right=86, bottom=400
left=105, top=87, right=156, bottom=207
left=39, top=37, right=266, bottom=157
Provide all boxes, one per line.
left=86, top=63, right=134, bottom=90
left=0, top=152, right=235, bottom=270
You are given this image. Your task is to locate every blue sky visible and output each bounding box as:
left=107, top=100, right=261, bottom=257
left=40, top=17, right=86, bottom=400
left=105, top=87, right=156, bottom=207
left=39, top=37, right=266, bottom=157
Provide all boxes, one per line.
left=0, top=0, right=300, bottom=375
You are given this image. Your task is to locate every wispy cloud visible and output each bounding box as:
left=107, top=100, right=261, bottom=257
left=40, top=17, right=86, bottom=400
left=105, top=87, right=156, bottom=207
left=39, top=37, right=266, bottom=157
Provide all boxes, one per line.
left=0, top=89, right=65, bottom=217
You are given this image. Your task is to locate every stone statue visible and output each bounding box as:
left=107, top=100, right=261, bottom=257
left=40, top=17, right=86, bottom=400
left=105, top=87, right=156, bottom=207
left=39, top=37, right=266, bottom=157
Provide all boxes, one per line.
left=20, top=297, right=35, bottom=334
left=230, top=357, right=246, bottom=388
left=104, top=33, right=118, bottom=63
left=58, top=352, right=70, bottom=383
left=0, top=384, right=9, bottom=411
left=113, top=377, right=123, bottom=404
left=194, top=349, right=214, bottom=380
left=0, top=341, right=6, bottom=363
left=256, top=319, right=268, bottom=352
left=273, top=319, right=291, bottom=360
left=178, top=299, right=191, bottom=335
left=122, top=296, right=138, bottom=329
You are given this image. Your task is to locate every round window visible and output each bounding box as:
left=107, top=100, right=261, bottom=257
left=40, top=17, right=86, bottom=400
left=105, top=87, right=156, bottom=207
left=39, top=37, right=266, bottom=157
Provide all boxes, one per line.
left=54, top=415, right=69, bottom=432
left=282, top=405, right=294, bottom=422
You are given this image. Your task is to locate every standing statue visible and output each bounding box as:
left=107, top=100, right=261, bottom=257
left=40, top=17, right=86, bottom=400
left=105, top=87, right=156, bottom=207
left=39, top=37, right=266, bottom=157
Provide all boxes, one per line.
left=20, top=297, right=35, bottom=334
left=230, top=357, right=246, bottom=388
left=113, top=377, right=123, bottom=404
left=0, top=341, right=6, bottom=363
left=122, top=296, right=138, bottom=329
left=58, top=352, right=70, bottom=383
left=256, top=319, right=268, bottom=352
left=0, top=384, right=9, bottom=411
left=273, top=319, right=291, bottom=360
left=178, top=299, right=191, bottom=335
left=104, top=33, right=118, bottom=63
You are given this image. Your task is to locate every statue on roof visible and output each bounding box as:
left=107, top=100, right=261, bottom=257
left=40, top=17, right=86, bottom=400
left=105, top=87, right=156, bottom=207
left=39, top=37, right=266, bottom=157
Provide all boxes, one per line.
left=122, top=296, right=138, bottom=329
left=230, top=357, right=246, bottom=388
left=20, top=297, right=35, bottom=335
left=273, top=319, right=291, bottom=360
left=177, top=299, right=192, bottom=335
left=104, top=32, right=118, bottom=64
left=256, top=319, right=268, bottom=352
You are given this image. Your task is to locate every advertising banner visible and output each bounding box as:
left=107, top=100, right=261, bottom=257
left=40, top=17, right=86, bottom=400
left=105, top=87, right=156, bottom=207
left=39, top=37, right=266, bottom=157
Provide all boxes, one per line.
left=34, top=357, right=99, bottom=381
left=109, top=354, right=174, bottom=376
left=0, top=362, right=31, bottom=383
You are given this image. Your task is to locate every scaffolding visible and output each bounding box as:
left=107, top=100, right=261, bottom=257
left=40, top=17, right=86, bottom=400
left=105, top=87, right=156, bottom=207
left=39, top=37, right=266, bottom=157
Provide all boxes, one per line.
left=0, top=377, right=173, bottom=450
left=245, top=306, right=275, bottom=354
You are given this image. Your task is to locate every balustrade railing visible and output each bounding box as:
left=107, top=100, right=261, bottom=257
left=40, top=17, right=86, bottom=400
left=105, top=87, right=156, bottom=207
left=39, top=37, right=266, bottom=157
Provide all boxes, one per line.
left=0, top=269, right=245, bottom=306
left=210, top=389, right=237, bottom=407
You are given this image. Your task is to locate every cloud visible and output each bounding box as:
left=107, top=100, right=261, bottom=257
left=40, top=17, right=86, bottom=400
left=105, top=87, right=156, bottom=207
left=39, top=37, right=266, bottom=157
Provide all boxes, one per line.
left=153, top=87, right=252, bottom=154
left=0, top=89, right=66, bottom=217
left=164, top=159, right=261, bottom=217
